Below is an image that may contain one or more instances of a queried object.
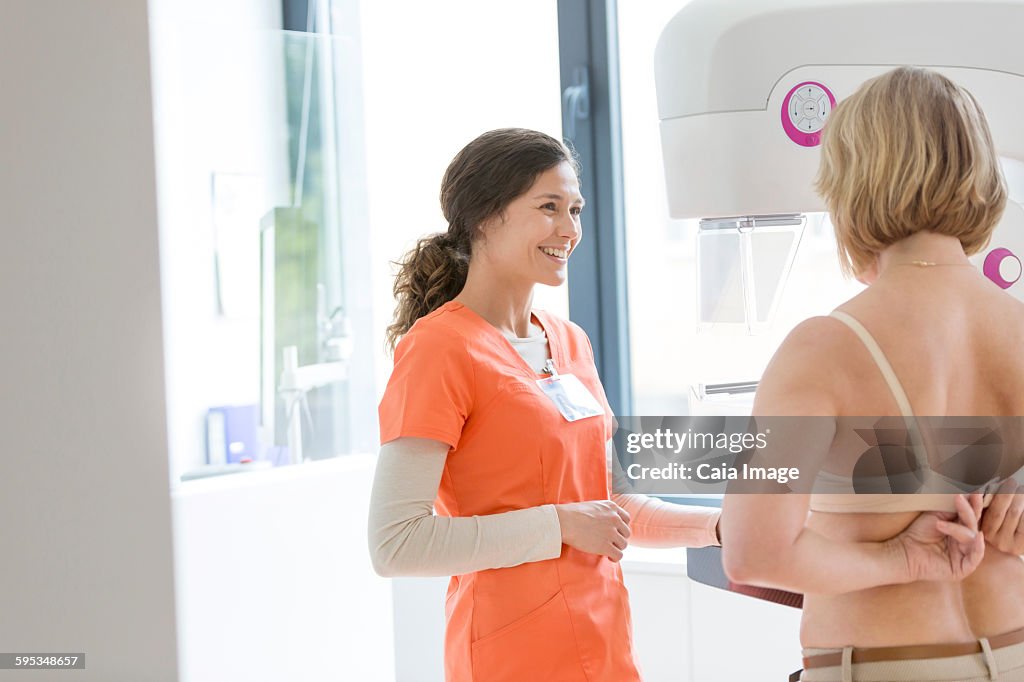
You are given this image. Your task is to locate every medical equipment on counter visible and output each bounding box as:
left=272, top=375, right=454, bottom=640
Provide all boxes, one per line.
left=279, top=344, right=348, bottom=465
left=260, top=207, right=350, bottom=463
left=205, top=404, right=261, bottom=465
left=317, top=285, right=355, bottom=363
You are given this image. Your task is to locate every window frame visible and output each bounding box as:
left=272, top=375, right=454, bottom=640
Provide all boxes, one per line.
left=557, top=0, right=634, bottom=417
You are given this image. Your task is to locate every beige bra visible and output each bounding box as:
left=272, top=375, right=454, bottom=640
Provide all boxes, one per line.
left=808, top=311, right=997, bottom=514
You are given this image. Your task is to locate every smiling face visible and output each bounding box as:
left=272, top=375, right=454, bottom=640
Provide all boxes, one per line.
left=475, top=161, right=584, bottom=288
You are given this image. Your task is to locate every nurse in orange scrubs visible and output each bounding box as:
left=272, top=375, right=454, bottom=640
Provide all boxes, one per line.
left=369, top=128, right=721, bottom=681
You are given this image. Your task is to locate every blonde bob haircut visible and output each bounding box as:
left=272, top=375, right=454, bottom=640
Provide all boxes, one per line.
left=815, top=66, right=1007, bottom=277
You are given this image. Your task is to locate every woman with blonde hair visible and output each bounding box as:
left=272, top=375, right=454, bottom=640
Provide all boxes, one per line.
left=368, top=128, right=722, bottom=681
left=722, top=67, right=1024, bottom=681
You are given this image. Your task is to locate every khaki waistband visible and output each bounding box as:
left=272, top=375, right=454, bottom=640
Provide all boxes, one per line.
left=803, top=626, right=1024, bottom=670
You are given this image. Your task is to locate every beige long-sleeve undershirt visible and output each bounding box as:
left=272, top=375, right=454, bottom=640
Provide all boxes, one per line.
left=368, top=328, right=720, bottom=578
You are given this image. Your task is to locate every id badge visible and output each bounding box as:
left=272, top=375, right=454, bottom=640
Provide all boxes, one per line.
left=536, top=373, right=604, bottom=422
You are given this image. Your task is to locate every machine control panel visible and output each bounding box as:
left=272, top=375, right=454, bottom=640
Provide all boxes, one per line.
left=781, top=81, right=836, bottom=147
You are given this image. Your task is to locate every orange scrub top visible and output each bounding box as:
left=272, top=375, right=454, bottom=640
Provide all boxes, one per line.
left=379, top=301, right=641, bottom=682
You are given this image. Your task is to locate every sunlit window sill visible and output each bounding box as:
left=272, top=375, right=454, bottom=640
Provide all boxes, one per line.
left=170, top=452, right=376, bottom=497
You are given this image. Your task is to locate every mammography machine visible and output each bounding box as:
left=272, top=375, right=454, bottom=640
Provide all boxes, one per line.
left=658, top=0, right=1024, bottom=330
left=655, top=1, right=1024, bottom=679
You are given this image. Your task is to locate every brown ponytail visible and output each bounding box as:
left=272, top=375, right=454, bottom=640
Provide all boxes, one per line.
left=385, top=231, right=471, bottom=352
left=386, top=128, right=578, bottom=353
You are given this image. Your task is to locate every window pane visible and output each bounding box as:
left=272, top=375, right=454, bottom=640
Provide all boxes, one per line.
left=152, top=2, right=565, bottom=483
left=153, top=23, right=377, bottom=479
left=617, top=2, right=862, bottom=416
left=359, top=0, right=566, bottom=397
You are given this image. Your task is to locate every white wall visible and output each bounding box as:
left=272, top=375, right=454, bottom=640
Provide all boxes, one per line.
left=172, top=455, right=393, bottom=682
left=0, top=2, right=180, bottom=680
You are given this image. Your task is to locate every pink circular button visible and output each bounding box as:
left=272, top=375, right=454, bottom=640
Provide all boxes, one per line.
left=983, top=247, right=1022, bottom=289
left=781, top=81, right=836, bottom=147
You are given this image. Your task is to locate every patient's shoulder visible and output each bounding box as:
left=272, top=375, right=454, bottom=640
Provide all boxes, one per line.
left=774, top=315, right=863, bottom=368
left=755, top=317, right=850, bottom=416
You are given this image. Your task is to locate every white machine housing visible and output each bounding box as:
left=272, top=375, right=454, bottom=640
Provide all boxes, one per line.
left=655, top=0, right=1024, bottom=301
left=655, top=0, right=1024, bottom=216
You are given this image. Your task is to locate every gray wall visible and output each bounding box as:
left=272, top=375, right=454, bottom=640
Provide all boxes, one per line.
left=0, top=2, right=180, bottom=680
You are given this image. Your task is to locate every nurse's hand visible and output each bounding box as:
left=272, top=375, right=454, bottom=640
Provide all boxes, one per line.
left=980, top=478, right=1024, bottom=555
left=555, top=500, right=631, bottom=561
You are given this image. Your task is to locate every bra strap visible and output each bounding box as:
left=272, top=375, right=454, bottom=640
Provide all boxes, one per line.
left=829, top=311, right=915, bottom=419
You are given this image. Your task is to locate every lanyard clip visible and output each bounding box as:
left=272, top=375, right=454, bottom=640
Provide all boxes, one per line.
left=542, top=359, right=558, bottom=377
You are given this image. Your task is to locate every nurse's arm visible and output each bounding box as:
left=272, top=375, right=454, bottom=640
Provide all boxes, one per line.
left=720, top=318, right=913, bottom=595
left=608, top=440, right=721, bottom=548
left=368, top=437, right=563, bottom=577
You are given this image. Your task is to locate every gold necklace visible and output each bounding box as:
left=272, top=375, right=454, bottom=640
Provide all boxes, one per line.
left=894, top=260, right=974, bottom=267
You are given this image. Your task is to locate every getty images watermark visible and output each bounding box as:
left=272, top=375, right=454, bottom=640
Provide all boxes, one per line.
left=621, top=425, right=795, bottom=483
left=611, top=415, right=1024, bottom=496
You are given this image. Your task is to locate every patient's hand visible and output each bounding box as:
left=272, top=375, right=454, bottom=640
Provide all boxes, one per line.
left=892, top=493, right=986, bottom=582
left=980, top=478, right=1024, bottom=556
